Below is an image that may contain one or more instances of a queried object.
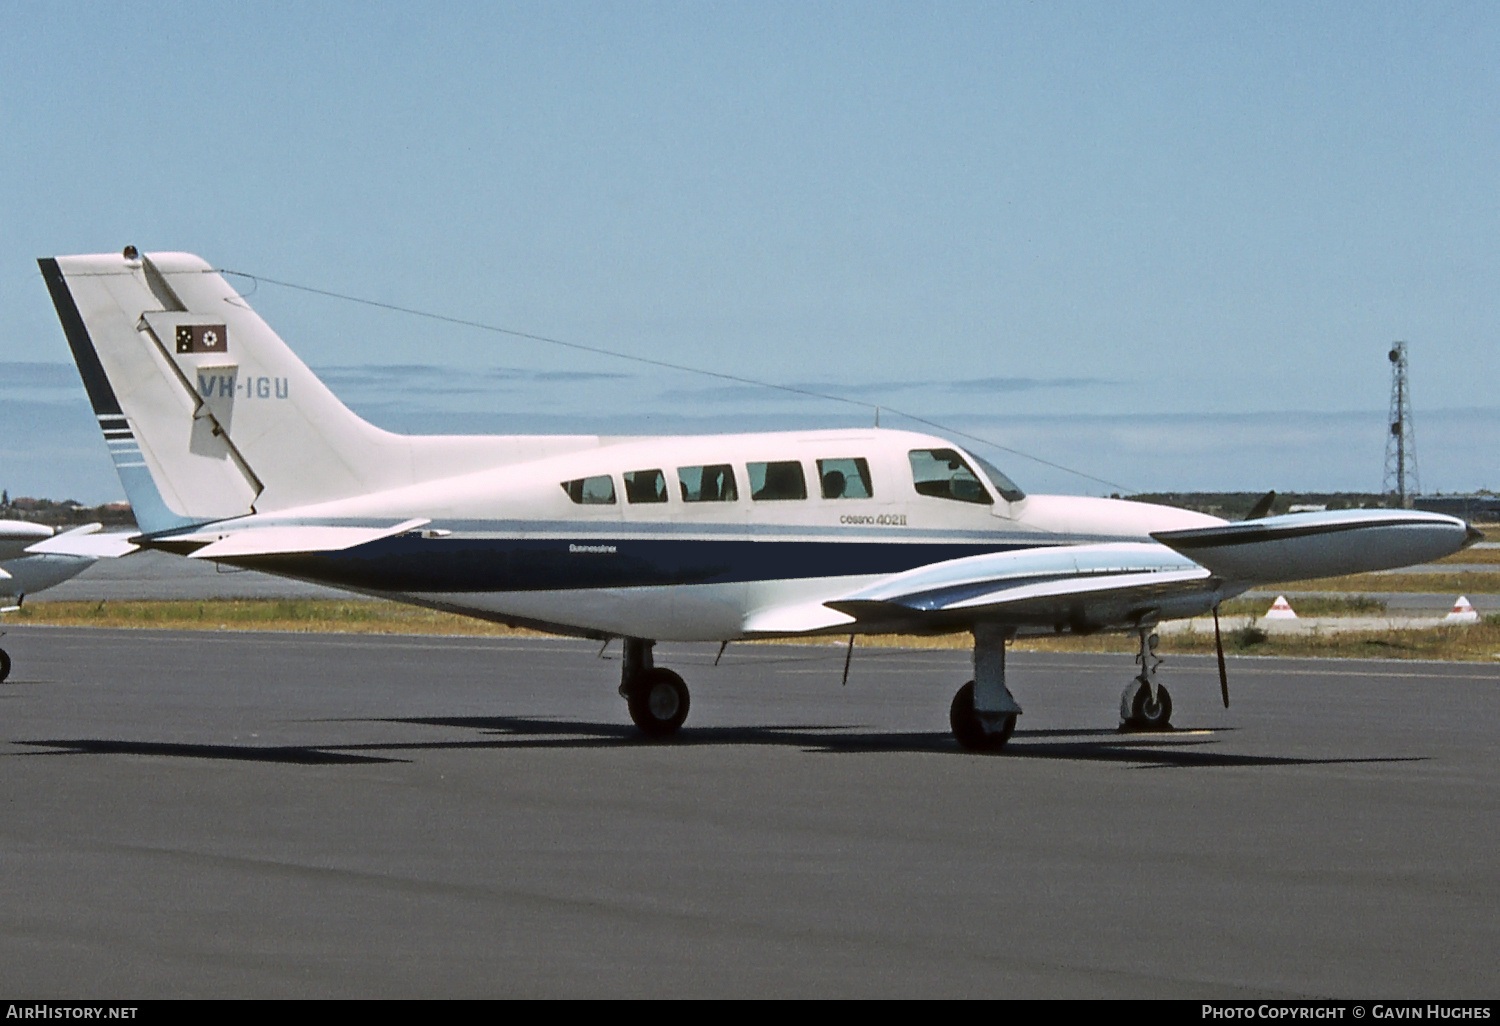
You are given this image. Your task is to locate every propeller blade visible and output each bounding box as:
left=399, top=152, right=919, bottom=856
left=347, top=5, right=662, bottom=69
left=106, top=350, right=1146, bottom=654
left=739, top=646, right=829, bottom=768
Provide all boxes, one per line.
left=1245, top=490, right=1277, bottom=520
left=841, top=634, right=856, bottom=687
left=1213, top=605, right=1230, bottom=708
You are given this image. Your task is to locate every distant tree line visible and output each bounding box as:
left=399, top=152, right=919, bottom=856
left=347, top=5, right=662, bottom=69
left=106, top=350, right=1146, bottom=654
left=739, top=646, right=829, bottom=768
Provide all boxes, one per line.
left=0, top=493, right=137, bottom=528
left=1127, top=491, right=1498, bottom=522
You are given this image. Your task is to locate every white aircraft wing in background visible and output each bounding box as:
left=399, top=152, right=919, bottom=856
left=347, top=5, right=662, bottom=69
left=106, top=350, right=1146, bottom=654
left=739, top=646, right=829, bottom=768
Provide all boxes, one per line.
left=0, top=521, right=139, bottom=681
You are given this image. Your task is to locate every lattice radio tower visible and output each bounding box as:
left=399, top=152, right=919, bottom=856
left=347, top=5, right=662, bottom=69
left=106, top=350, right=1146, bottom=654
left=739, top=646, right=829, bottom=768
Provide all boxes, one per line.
left=1383, top=341, right=1419, bottom=508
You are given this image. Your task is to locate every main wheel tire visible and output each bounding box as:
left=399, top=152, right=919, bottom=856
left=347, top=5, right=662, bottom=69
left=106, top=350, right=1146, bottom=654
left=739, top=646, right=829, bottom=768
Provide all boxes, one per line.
left=0, top=647, right=9, bottom=683
left=625, top=667, right=690, bottom=737
left=1127, top=680, right=1173, bottom=730
left=949, top=680, right=1016, bottom=752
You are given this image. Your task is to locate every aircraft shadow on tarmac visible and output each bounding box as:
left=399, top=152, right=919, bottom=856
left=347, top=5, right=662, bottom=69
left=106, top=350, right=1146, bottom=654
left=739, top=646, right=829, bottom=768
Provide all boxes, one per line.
left=15, top=738, right=400, bottom=765
left=14, top=718, right=1428, bottom=770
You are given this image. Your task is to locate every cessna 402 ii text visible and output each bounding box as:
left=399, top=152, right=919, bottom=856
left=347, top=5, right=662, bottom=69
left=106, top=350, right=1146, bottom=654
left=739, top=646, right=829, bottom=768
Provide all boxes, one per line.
left=39, top=249, right=1481, bottom=749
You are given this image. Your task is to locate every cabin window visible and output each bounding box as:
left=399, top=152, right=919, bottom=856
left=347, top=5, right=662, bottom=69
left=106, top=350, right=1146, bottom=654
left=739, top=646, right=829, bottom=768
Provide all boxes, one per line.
left=561, top=474, right=617, bottom=505
left=908, top=449, right=993, bottom=505
left=971, top=454, right=1026, bottom=502
left=749, top=461, right=807, bottom=501
left=817, top=458, right=873, bottom=499
left=624, top=469, right=668, bottom=504
left=678, top=464, right=738, bottom=503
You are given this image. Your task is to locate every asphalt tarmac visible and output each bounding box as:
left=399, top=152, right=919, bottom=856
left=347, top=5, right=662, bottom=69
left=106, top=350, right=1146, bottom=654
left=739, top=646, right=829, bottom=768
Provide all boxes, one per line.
left=1, top=626, right=1497, bottom=998
left=36, top=549, right=356, bottom=601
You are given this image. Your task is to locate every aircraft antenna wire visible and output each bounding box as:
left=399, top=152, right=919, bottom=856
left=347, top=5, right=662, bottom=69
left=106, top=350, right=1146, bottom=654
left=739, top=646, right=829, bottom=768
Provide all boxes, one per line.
left=216, top=269, right=1134, bottom=493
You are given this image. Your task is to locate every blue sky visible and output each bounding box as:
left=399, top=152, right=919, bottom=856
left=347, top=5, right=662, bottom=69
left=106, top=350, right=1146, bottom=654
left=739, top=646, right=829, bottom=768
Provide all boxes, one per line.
left=2, top=2, right=1496, bottom=502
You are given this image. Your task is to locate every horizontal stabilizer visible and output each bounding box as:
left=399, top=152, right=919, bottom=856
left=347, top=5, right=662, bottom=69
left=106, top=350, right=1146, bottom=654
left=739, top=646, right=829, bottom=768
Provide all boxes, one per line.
left=25, top=523, right=139, bottom=558
left=185, top=518, right=430, bottom=560
left=0, top=566, right=11, bottom=581
left=1152, top=509, right=1475, bottom=583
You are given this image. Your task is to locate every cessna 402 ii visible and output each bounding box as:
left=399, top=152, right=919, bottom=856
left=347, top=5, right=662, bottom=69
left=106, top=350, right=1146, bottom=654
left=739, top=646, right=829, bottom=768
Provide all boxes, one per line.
left=39, top=249, right=1481, bottom=749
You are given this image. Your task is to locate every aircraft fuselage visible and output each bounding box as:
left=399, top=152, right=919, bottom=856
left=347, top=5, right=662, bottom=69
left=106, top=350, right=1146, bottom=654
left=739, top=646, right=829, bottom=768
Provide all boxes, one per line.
left=180, top=428, right=1224, bottom=641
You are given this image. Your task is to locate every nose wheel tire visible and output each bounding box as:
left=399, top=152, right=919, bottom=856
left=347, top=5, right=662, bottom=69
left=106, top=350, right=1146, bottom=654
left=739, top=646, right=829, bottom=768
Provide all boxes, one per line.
left=1122, top=679, right=1172, bottom=731
left=0, top=647, right=9, bottom=683
left=950, top=680, right=1016, bottom=752
left=625, top=667, right=691, bottom=737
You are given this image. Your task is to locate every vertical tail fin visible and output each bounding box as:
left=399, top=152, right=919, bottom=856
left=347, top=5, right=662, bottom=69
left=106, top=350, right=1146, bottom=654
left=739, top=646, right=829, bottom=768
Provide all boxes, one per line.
left=43, top=250, right=409, bottom=528
left=40, top=254, right=253, bottom=532
left=42, top=250, right=602, bottom=533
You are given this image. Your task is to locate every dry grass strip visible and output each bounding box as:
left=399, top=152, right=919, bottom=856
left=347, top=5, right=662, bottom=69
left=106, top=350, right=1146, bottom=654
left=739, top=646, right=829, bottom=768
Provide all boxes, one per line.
left=13, top=599, right=1500, bottom=663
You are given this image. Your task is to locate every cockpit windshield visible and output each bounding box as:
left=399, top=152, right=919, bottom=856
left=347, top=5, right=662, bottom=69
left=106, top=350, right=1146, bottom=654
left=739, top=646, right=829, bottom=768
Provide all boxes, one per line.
left=970, top=453, right=1026, bottom=503
left=908, top=449, right=992, bottom=505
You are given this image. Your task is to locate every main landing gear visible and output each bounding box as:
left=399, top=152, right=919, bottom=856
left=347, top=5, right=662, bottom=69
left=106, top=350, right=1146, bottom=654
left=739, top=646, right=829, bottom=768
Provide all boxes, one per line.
left=947, top=623, right=1179, bottom=752
left=950, top=623, right=1023, bottom=752
left=618, top=638, right=690, bottom=738
left=1119, top=628, right=1173, bottom=731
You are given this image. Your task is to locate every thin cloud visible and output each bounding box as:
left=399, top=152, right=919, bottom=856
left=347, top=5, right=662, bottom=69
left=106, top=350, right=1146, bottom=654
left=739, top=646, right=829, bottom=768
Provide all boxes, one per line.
left=314, top=364, right=632, bottom=394
left=0, top=362, right=86, bottom=394
left=656, top=376, right=1114, bottom=404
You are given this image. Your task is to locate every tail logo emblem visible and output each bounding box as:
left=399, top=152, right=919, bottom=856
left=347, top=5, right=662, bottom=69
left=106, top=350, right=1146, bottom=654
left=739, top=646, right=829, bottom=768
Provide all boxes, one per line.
left=176, top=324, right=228, bottom=354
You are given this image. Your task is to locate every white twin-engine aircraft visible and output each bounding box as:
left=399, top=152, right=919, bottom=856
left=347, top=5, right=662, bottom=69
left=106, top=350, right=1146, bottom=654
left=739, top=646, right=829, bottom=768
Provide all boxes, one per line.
left=40, top=249, right=1480, bottom=749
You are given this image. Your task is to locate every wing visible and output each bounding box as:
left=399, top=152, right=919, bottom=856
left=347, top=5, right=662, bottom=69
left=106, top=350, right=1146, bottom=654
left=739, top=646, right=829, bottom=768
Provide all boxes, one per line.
left=0, top=520, right=55, bottom=561
left=1152, top=508, right=1477, bottom=582
left=806, top=508, right=1477, bottom=639
left=817, top=542, right=1222, bottom=636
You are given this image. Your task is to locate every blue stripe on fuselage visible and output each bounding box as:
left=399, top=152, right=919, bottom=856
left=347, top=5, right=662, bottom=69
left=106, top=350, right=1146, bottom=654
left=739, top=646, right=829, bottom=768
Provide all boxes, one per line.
left=233, top=537, right=1053, bottom=593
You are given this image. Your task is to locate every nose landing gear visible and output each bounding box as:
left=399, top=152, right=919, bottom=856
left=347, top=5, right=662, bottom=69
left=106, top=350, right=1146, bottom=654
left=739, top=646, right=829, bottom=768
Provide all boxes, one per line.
left=1120, top=628, right=1173, bottom=731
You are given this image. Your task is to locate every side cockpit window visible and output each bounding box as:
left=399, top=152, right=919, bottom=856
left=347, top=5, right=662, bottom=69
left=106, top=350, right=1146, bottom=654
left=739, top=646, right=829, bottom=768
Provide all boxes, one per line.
left=817, top=458, right=873, bottom=499
left=749, top=461, right=807, bottom=501
left=678, top=464, right=738, bottom=503
left=561, top=474, right=617, bottom=505
left=624, top=469, right=668, bottom=504
left=908, top=449, right=993, bottom=505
